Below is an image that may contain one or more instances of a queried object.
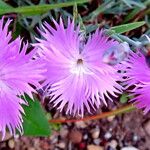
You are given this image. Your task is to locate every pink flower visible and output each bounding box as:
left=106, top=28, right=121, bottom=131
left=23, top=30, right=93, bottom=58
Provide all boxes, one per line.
left=0, top=17, right=44, bottom=139
left=34, top=18, right=122, bottom=116
left=122, top=51, right=150, bottom=114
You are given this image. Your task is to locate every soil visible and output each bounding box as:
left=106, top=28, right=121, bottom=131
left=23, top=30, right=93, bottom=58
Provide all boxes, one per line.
left=0, top=109, right=149, bottom=150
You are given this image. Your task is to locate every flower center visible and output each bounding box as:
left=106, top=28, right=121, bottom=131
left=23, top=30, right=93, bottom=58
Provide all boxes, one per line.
left=77, top=58, right=83, bottom=65
left=70, top=57, right=85, bottom=75
left=70, top=57, right=93, bottom=75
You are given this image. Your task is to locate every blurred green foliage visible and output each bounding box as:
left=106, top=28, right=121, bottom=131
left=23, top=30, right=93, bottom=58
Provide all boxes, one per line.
left=0, top=0, right=149, bottom=42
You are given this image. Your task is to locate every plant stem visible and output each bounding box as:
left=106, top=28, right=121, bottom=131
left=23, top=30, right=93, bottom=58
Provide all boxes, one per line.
left=117, top=34, right=142, bottom=47
left=49, top=104, right=136, bottom=124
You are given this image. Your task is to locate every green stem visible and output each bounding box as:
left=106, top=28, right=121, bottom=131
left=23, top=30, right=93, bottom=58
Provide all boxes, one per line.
left=117, top=34, right=142, bottom=47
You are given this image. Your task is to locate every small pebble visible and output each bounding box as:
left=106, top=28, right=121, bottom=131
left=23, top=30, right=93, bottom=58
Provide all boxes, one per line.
left=69, top=130, right=82, bottom=143
left=57, top=142, right=66, bottom=149
left=107, top=115, right=115, bottom=122
left=28, top=148, right=35, bottom=150
left=14, top=134, right=19, bottom=139
left=91, top=128, right=100, bottom=139
left=49, top=131, right=58, bottom=144
left=133, top=135, right=139, bottom=142
left=109, top=140, right=118, bottom=149
left=60, top=128, right=68, bottom=138
left=83, top=134, right=88, bottom=140
left=121, top=147, right=139, bottom=150
left=107, top=146, right=115, bottom=150
left=75, top=121, right=87, bottom=128
left=104, top=132, right=112, bottom=140
left=93, top=138, right=101, bottom=145
left=42, top=142, right=50, bottom=150
left=87, top=144, right=104, bottom=150
left=8, top=139, right=15, bottom=149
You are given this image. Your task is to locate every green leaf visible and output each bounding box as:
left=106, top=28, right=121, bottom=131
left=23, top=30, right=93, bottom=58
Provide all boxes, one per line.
left=84, top=0, right=114, bottom=20
left=73, top=3, right=78, bottom=22
left=124, top=0, right=150, bottom=23
left=12, top=23, right=24, bottom=39
left=122, top=0, right=145, bottom=8
left=86, top=24, right=99, bottom=34
left=111, top=21, right=145, bottom=34
left=120, top=94, right=128, bottom=104
left=0, top=0, right=88, bottom=15
left=0, top=0, right=12, bottom=14
left=46, top=113, right=61, bottom=131
left=123, top=8, right=140, bottom=23
left=22, top=95, right=51, bottom=136
left=73, top=3, right=86, bottom=35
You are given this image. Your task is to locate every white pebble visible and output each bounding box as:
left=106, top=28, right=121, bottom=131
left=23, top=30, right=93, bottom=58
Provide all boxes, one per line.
left=107, top=115, right=115, bottom=122
left=121, top=147, right=139, bottom=150
left=133, top=135, right=138, bottom=142
left=83, top=134, right=88, bottom=140
left=104, top=132, right=112, bottom=139
left=91, top=129, right=100, bottom=139
left=109, top=140, right=118, bottom=148
left=93, top=139, right=101, bottom=145
left=8, top=139, right=15, bottom=149
left=57, top=142, right=66, bottom=149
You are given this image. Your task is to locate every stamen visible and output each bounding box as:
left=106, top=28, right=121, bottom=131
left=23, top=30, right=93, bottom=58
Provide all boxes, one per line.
left=77, top=59, right=83, bottom=65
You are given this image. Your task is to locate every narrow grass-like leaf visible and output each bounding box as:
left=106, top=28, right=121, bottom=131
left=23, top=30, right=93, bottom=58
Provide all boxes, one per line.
left=124, top=0, right=150, bottom=23
left=111, top=21, right=145, bottom=34
left=0, top=0, right=13, bottom=14
left=0, top=0, right=88, bottom=15
left=84, top=0, right=114, bottom=20
left=122, top=0, right=145, bottom=8
left=123, top=8, right=140, bottom=23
